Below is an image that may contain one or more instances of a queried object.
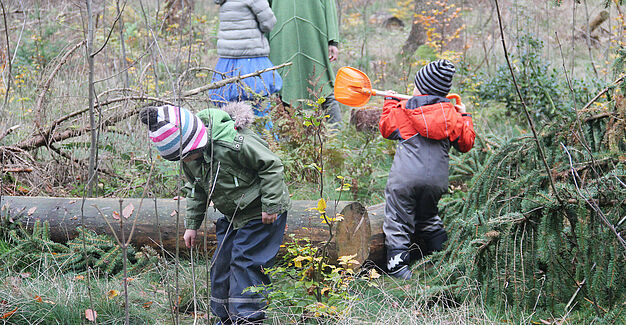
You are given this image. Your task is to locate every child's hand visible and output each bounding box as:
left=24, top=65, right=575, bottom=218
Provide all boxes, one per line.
left=262, top=212, right=277, bottom=224
left=454, top=103, right=467, bottom=114
left=183, top=229, right=197, bottom=248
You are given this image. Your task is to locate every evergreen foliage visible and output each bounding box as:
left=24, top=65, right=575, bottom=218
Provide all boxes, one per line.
left=435, top=88, right=625, bottom=320
left=2, top=222, right=158, bottom=275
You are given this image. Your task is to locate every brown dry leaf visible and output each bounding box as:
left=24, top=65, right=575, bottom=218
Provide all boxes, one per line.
left=107, top=290, right=120, bottom=299
left=170, top=210, right=177, bottom=217
left=75, top=275, right=85, bottom=280
left=112, top=211, right=120, bottom=220
left=142, top=301, right=153, bottom=309
left=68, top=200, right=76, bottom=204
left=0, top=307, right=17, bottom=319
left=122, top=203, right=134, bottom=219
left=34, top=295, right=43, bottom=303
left=85, top=309, right=97, bottom=322
left=27, top=207, right=37, bottom=216
left=368, top=268, right=381, bottom=280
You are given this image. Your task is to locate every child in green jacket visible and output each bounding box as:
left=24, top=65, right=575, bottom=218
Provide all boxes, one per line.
left=141, top=102, right=290, bottom=324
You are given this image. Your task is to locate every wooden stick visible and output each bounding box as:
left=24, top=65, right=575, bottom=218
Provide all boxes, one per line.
left=0, top=125, right=20, bottom=142
left=181, top=62, right=292, bottom=97
left=1, top=167, right=32, bottom=173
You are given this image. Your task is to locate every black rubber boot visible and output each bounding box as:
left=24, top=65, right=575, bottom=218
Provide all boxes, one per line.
left=386, top=248, right=412, bottom=280
left=423, top=229, right=448, bottom=255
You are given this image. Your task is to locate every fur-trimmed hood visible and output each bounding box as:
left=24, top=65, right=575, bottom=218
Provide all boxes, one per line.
left=219, top=101, right=255, bottom=129
left=195, top=102, right=255, bottom=144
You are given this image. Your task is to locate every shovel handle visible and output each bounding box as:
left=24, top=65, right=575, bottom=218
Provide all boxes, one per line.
left=446, top=93, right=462, bottom=105
left=370, top=89, right=412, bottom=100
left=371, top=90, right=463, bottom=104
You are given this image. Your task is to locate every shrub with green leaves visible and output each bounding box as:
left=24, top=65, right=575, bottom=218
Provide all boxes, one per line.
left=474, top=35, right=597, bottom=122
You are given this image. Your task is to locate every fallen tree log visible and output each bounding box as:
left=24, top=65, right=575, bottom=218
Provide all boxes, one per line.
left=0, top=196, right=386, bottom=265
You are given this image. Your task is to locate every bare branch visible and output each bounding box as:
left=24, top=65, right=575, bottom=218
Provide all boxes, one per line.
left=561, top=143, right=626, bottom=253
left=494, top=0, right=561, bottom=202
left=0, top=125, right=20, bottom=142
left=181, top=62, right=293, bottom=97
left=34, top=41, right=85, bottom=129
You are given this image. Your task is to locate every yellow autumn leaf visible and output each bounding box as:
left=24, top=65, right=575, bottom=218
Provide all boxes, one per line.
left=317, top=198, right=326, bottom=214
left=369, top=268, right=381, bottom=280
left=292, top=255, right=312, bottom=268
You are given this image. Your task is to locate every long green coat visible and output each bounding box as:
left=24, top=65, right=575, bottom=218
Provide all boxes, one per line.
left=268, top=0, right=339, bottom=105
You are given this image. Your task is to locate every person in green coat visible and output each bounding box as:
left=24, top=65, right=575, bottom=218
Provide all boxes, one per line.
left=140, top=102, right=290, bottom=324
left=269, top=0, right=342, bottom=124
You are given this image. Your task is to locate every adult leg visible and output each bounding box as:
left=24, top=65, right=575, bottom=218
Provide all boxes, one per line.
left=210, top=217, right=236, bottom=323
left=229, top=212, right=287, bottom=323
left=321, top=94, right=342, bottom=125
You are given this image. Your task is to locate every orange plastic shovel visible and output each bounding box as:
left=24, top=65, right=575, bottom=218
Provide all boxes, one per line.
left=334, top=66, right=461, bottom=107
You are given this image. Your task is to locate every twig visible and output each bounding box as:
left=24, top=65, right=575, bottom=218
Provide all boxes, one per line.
left=581, top=74, right=626, bottom=112
left=0, top=125, right=20, bottom=143
left=494, top=0, right=561, bottom=202
left=86, top=0, right=97, bottom=197
left=34, top=41, right=85, bottom=130
left=0, top=1, right=12, bottom=115
left=561, top=143, right=626, bottom=253
left=118, top=200, right=130, bottom=325
left=181, top=62, right=293, bottom=97
left=47, top=143, right=126, bottom=181
left=91, top=0, right=127, bottom=57
left=1, top=167, right=32, bottom=173
left=17, top=108, right=139, bottom=151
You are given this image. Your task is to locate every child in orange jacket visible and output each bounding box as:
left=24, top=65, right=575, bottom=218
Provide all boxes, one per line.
left=379, top=59, right=475, bottom=279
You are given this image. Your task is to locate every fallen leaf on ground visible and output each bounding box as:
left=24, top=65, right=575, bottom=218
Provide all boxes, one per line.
left=112, top=211, right=120, bottom=220
left=122, top=203, right=134, bottom=219
left=27, top=207, right=37, bottom=216
left=107, top=290, right=119, bottom=299
left=1, top=307, right=18, bottom=319
left=85, top=309, right=97, bottom=322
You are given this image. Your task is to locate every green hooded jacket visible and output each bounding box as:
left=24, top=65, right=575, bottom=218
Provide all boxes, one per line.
left=182, top=104, right=290, bottom=230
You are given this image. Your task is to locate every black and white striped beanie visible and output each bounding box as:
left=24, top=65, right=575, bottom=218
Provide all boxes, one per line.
left=140, top=105, right=208, bottom=161
left=414, top=59, right=456, bottom=97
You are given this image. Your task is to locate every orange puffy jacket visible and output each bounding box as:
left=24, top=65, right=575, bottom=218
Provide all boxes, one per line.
left=379, top=95, right=475, bottom=153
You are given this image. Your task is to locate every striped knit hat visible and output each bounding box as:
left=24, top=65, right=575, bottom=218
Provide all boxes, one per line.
left=140, top=105, right=208, bottom=161
left=414, top=59, right=456, bottom=97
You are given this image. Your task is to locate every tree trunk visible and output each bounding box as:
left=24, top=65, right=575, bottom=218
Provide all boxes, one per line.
left=1, top=196, right=386, bottom=265
left=401, top=0, right=429, bottom=55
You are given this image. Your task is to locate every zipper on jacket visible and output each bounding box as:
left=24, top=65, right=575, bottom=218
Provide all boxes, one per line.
left=191, top=177, right=201, bottom=198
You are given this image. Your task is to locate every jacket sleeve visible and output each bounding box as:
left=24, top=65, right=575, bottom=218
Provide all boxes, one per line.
left=239, top=135, right=288, bottom=215
left=182, top=162, right=207, bottom=230
left=249, top=0, right=276, bottom=33
left=452, top=114, right=476, bottom=153
left=324, top=0, right=340, bottom=44
left=379, top=98, right=403, bottom=140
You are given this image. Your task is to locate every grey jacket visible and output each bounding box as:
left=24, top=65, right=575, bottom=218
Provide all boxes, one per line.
left=215, top=0, right=276, bottom=58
